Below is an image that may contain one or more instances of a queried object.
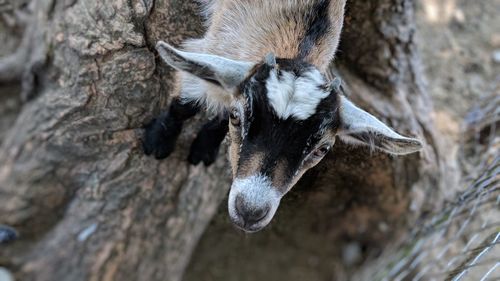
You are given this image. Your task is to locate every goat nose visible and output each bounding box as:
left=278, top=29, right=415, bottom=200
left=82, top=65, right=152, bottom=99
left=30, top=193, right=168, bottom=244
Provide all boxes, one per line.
left=235, top=195, right=270, bottom=224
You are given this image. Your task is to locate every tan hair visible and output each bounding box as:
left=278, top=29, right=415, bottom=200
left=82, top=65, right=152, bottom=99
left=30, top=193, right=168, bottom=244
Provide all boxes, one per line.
left=189, top=0, right=346, bottom=70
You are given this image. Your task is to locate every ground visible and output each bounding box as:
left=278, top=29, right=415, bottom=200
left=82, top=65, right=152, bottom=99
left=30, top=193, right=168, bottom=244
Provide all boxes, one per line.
left=418, top=0, right=500, bottom=138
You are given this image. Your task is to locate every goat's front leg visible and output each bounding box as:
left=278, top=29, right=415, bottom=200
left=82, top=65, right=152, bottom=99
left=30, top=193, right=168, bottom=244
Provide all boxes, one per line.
left=188, top=112, right=229, bottom=166
left=143, top=98, right=200, bottom=159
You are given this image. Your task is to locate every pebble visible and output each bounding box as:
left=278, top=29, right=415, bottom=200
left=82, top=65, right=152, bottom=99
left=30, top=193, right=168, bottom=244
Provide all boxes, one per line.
left=78, top=223, right=98, bottom=242
left=0, top=225, right=17, bottom=244
left=493, top=50, right=500, bottom=64
left=0, top=268, right=13, bottom=281
left=342, top=242, right=362, bottom=266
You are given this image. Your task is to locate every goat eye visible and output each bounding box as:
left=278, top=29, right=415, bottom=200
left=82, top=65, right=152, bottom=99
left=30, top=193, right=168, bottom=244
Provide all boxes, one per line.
left=312, top=145, right=330, bottom=158
left=230, top=108, right=241, bottom=126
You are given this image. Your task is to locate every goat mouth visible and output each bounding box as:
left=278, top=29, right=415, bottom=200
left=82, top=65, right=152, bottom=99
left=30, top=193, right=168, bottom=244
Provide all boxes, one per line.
left=232, top=222, right=266, bottom=233
left=229, top=214, right=269, bottom=233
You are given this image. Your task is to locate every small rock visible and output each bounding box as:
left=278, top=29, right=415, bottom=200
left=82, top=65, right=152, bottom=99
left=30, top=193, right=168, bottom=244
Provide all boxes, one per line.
left=0, top=268, right=14, bottom=281
left=493, top=50, right=500, bottom=64
left=78, top=223, right=98, bottom=242
left=453, top=9, right=466, bottom=23
left=491, top=34, right=500, bottom=48
left=342, top=242, right=362, bottom=266
left=0, top=225, right=18, bottom=244
left=378, top=222, right=389, bottom=233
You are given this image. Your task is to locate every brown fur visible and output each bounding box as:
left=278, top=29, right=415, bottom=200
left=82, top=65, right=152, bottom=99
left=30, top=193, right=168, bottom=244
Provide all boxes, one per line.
left=228, top=121, right=240, bottom=177
left=188, top=0, right=346, bottom=71
left=271, top=160, right=289, bottom=191
left=171, top=0, right=346, bottom=108
left=237, top=152, right=266, bottom=179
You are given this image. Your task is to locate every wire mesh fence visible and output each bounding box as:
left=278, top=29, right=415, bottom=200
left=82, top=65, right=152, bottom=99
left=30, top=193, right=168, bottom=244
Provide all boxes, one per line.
left=365, top=95, right=500, bottom=281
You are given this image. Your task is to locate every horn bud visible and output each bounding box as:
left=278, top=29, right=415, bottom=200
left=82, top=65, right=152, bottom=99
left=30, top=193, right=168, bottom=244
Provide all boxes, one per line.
left=329, top=77, right=342, bottom=92
left=264, top=52, right=277, bottom=67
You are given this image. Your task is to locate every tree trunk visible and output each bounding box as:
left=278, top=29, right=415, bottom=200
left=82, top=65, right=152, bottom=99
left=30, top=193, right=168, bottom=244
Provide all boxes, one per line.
left=0, top=1, right=451, bottom=281
left=1, top=1, right=231, bottom=281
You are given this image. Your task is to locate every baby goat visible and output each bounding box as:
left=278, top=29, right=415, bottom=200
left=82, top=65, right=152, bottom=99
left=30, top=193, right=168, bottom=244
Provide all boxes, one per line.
left=144, top=0, right=423, bottom=232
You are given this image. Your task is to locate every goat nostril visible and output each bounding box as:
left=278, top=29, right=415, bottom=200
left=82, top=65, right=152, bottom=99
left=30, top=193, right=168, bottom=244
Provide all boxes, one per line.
left=234, top=195, right=270, bottom=225
left=253, top=208, right=269, bottom=222
left=235, top=195, right=245, bottom=215
left=252, top=206, right=269, bottom=222
left=245, top=205, right=270, bottom=224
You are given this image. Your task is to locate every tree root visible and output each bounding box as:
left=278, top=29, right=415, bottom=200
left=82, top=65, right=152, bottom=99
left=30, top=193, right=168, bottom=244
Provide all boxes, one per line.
left=0, top=49, right=28, bottom=84
left=0, top=1, right=36, bottom=87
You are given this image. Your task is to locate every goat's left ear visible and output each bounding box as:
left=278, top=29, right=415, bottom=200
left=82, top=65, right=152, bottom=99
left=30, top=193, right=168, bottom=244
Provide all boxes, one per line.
left=337, top=96, right=423, bottom=155
left=156, top=41, right=253, bottom=89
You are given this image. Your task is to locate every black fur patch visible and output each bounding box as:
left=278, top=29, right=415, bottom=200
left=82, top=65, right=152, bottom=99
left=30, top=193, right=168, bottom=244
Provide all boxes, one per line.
left=188, top=113, right=229, bottom=166
left=236, top=58, right=340, bottom=189
left=298, top=0, right=332, bottom=59
left=143, top=99, right=200, bottom=159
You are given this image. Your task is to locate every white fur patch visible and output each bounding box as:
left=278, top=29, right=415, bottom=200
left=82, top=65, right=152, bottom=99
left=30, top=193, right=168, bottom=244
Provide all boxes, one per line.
left=265, top=68, right=329, bottom=120
left=228, top=174, right=282, bottom=231
left=179, top=72, right=232, bottom=114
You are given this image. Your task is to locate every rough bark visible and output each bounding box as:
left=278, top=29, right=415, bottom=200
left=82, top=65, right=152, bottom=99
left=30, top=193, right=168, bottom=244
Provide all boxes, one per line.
left=0, top=0, right=450, bottom=281
left=0, top=1, right=230, bottom=281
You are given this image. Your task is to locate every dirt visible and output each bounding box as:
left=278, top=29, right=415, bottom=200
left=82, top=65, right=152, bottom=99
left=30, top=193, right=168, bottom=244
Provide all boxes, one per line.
left=417, top=0, right=500, bottom=140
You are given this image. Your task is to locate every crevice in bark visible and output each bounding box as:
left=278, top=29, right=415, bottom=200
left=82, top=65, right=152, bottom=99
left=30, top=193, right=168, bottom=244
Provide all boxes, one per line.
left=47, top=0, right=56, bottom=20
left=0, top=14, right=31, bottom=85
left=0, top=51, right=26, bottom=84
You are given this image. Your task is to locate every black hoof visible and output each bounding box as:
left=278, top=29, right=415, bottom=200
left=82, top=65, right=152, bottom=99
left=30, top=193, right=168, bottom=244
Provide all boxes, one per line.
left=143, top=112, right=182, bottom=160
left=187, top=117, right=228, bottom=166
left=188, top=136, right=221, bottom=166
left=0, top=225, right=18, bottom=244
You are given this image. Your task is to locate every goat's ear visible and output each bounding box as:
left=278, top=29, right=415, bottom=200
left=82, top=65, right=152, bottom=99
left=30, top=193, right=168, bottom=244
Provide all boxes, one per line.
left=337, top=96, right=423, bottom=155
left=156, top=41, right=253, bottom=89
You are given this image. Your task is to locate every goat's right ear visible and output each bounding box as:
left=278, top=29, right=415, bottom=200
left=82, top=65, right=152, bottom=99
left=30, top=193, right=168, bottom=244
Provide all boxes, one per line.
left=156, top=41, right=253, bottom=89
